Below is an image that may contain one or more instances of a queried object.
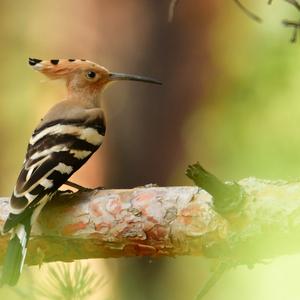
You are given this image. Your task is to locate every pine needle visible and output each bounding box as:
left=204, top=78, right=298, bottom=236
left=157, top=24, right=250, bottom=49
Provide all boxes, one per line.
left=35, top=262, right=106, bottom=300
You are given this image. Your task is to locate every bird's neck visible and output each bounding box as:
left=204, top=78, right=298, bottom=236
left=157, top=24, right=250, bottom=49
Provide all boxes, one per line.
left=66, top=87, right=102, bottom=108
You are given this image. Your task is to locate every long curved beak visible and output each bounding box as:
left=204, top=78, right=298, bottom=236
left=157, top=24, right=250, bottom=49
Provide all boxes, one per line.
left=109, top=72, right=162, bottom=85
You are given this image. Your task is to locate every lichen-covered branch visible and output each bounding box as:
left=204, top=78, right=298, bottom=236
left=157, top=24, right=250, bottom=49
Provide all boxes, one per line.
left=0, top=186, right=223, bottom=265
left=1, top=180, right=300, bottom=267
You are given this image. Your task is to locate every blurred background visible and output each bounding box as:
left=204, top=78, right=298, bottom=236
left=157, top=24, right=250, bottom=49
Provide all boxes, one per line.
left=1, top=0, right=300, bottom=299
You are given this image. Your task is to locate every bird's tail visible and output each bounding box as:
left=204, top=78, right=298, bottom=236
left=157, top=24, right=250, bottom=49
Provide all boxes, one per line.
left=1, top=220, right=31, bottom=286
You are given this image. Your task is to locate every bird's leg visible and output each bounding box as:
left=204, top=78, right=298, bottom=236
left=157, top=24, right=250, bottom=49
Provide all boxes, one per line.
left=65, top=181, right=90, bottom=191
left=65, top=181, right=104, bottom=191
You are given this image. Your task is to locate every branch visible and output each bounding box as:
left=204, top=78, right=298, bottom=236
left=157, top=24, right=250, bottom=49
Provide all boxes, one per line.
left=195, top=261, right=229, bottom=300
left=0, top=177, right=300, bottom=268
left=186, top=163, right=245, bottom=213
left=0, top=186, right=223, bottom=265
left=168, top=0, right=300, bottom=42
left=285, top=0, right=300, bottom=11
left=283, top=19, right=300, bottom=42
left=168, top=0, right=179, bottom=22
left=232, top=0, right=262, bottom=23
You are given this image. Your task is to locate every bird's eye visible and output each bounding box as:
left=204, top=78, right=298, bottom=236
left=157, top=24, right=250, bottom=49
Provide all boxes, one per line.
left=86, top=71, right=97, bottom=79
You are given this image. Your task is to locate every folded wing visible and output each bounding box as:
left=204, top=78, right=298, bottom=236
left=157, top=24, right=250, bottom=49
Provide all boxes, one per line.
left=4, top=116, right=105, bottom=232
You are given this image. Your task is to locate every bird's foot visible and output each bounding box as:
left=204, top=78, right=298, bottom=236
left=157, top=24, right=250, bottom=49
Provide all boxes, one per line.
left=65, top=181, right=104, bottom=192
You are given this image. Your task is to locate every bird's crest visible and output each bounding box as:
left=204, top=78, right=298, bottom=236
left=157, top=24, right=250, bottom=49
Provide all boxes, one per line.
left=28, top=58, right=102, bottom=79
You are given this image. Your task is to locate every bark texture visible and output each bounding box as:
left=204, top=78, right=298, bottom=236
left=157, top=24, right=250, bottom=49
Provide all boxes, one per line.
left=0, top=179, right=300, bottom=266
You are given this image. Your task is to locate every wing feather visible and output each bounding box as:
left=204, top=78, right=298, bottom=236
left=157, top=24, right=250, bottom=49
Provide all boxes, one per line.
left=6, top=117, right=104, bottom=231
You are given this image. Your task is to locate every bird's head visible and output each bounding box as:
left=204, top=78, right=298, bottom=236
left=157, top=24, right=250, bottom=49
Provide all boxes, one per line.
left=29, top=58, right=161, bottom=97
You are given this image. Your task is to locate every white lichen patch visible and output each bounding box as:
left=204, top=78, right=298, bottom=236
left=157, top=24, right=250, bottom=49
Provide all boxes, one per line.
left=238, top=177, right=300, bottom=231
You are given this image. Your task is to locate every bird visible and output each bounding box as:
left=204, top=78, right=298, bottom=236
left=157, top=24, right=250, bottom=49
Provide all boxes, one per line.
left=1, top=58, right=161, bottom=286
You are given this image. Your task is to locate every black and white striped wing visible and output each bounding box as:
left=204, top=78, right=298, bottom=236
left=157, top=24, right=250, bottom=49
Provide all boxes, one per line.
left=4, top=118, right=105, bottom=232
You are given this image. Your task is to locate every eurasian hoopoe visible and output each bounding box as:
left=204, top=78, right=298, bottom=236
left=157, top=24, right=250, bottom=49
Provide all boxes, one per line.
left=1, top=58, right=161, bottom=286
